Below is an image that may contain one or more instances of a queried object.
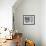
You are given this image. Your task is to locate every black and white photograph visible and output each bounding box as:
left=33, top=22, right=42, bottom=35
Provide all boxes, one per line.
left=23, top=15, right=35, bottom=25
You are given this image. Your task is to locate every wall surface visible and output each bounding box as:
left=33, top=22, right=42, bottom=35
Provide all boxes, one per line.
left=13, top=0, right=46, bottom=46
left=13, top=0, right=41, bottom=46
left=0, top=0, right=16, bottom=30
left=41, top=0, right=46, bottom=46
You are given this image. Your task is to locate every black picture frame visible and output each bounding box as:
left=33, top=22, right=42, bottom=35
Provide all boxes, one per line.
left=23, top=15, right=35, bottom=25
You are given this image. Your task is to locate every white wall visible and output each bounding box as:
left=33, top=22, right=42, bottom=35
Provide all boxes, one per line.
left=41, top=0, right=46, bottom=46
left=13, top=0, right=41, bottom=46
left=0, top=0, right=16, bottom=30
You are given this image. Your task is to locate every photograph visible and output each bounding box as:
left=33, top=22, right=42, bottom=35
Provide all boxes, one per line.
left=23, top=15, right=35, bottom=25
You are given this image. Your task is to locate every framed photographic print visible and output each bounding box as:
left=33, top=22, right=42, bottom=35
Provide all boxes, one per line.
left=23, top=15, right=35, bottom=25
